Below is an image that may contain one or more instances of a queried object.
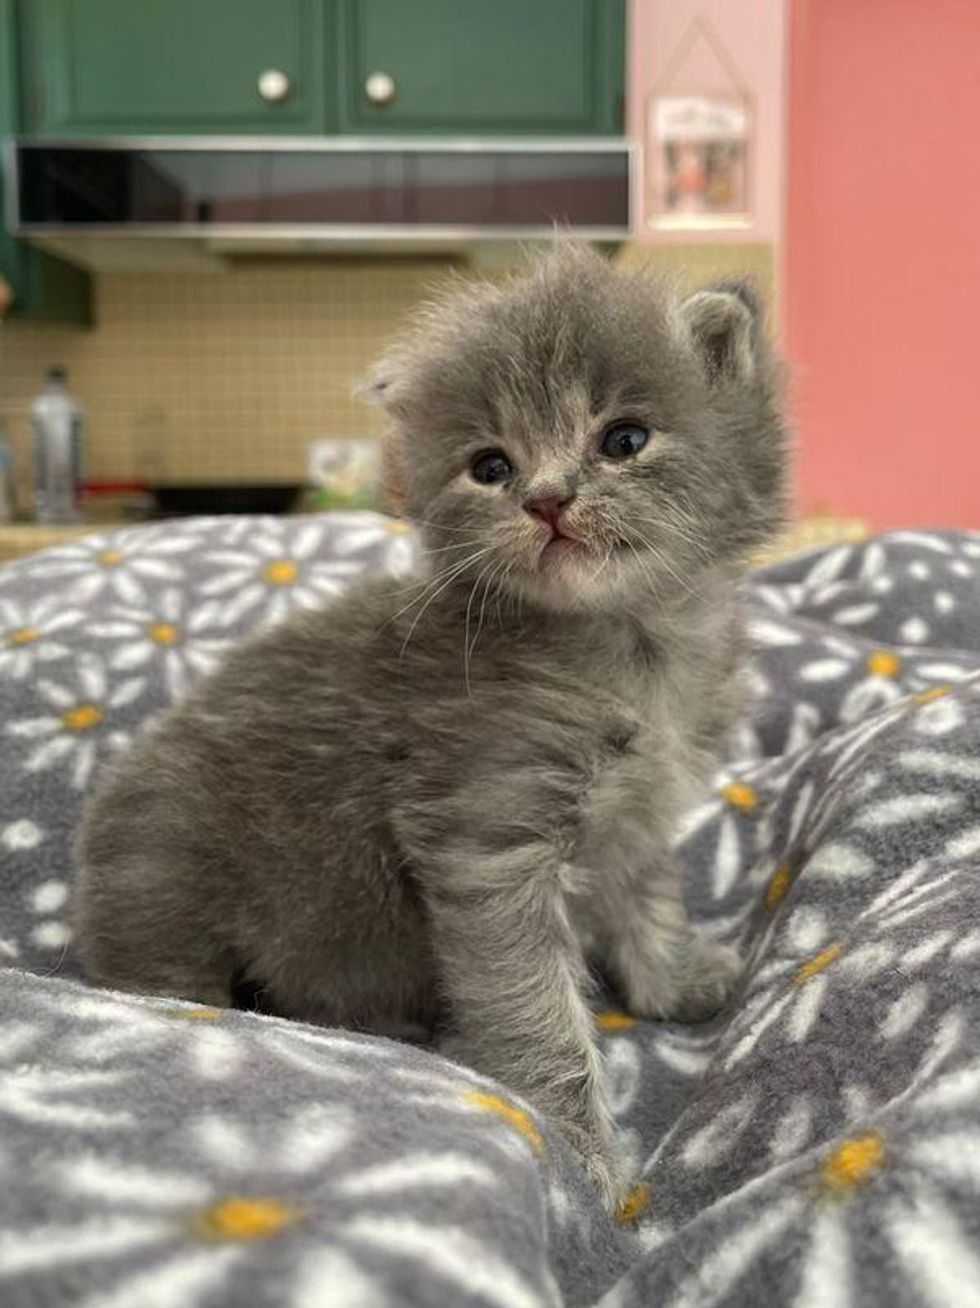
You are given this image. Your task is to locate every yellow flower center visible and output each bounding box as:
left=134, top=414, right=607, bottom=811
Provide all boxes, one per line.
left=596, top=1011, right=637, bottom=1031
left=193, top=1196, right=299, bottom=1241
left=8, top=626, right=40, bottom=646
left=616, top=1182, right=652, bottom=1224
left=914, top=684, right=951, bottom=704
left=97, top=548, right=124, bottom=567
left=262, top=559, right=299, bottom=586
left=386, top=519, right=412, bottom=534
left=61, top=703, right=103, bottom=732
left=867, top=650, right=900, bottom=678
left=164, top=1006, right=224, bottom=1021
left=764, top=861, right=793, bottom=911
left=821, top=1133, right=885, bottom=1191
left=722, top=781, right=757, bottom=811
left=147, top=621, right=179, bottom=646
left=794, top=941, right=844, bottom=985
left=464, top=1090, right=543, bottom=1152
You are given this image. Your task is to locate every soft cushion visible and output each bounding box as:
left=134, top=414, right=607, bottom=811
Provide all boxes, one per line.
left=1, top=515, right=979, bottom=1307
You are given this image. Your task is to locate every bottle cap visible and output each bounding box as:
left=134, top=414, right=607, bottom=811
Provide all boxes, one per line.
left=46, top=365, right=67, bottom=383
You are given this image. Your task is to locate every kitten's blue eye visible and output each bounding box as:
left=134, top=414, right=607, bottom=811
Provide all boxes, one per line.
left=471, top=450, right=514, bottom=485
left=600, top=423, right=649, bottom=460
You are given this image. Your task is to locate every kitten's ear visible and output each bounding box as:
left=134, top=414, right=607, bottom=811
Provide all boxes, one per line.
left=356, top=350, right=415, bottom=416
left=682, top=279, right=760, bottom=384
left=357, top=361, right=399, bottom=410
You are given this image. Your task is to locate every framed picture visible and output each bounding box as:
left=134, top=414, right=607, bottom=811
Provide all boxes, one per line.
left=647, top=93, right=752, bottom=230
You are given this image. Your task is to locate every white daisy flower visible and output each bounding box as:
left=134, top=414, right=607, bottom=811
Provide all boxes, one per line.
left=322, top=512, right=418, bottom=566
left=658, top=1012, right=974, bottom=1308
left=5, top=655, right=144, bottom=789
left=0, top=596, right=84, bottom=680
left=21, top=525, right=200, bottom=606
left=664, top=1127, right=974, bottom=1308
left=0, top=991, right=554, bottom=1308
left=26, top=877, right=72, bottom=954
left=728, top=858, right=966, bottom=1070
left=802, top=543, right=855, bottom=589
left=795, top=647, right=959, bottom=724
left=835, top=649, right=904, bottom=721
left=198, top=519, right=374, bottom=629
left=682, top=671, right=964, bottom=914
left=88, top=587, right=232, bottom=698
left=675, top=774, right=781, bottom=903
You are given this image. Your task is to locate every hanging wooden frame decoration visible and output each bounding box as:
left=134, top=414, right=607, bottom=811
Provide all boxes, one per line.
left=645, top=15, right=754, bottom=231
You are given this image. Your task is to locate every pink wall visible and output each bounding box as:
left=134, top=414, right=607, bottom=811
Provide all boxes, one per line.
left=786, top=0, right=980, bottom=528
left=628, top=0, right=786, bottom=242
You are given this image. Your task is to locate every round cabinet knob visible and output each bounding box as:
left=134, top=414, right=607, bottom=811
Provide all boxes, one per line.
left=257, top=69, right=292, bottom=104
left=364, top=70, right=397, bottom=106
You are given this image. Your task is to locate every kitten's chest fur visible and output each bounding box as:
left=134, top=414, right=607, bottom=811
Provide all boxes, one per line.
left=471, top=587, right=743, bottom=883
left=574, top=614, right=730, bottom=873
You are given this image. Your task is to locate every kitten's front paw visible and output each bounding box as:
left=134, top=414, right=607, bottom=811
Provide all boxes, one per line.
left=670, top=937, right=742, bottom=1023
left=579, top=1143, right=634, bottom=1217
left=558, top=1118, right=631, bottom=1215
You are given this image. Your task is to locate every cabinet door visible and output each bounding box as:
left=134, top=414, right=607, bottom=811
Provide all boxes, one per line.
left=338, top=0, right=624, bottom=135
left=1, top=0, right=90, bottom=322
left=19, top=0, right=330, bottom=135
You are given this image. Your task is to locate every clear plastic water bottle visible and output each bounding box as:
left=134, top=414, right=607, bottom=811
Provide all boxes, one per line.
left=32, top=366, right=84, bottom=524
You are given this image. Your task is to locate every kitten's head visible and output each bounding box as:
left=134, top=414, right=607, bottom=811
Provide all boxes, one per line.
left=368, top=244, right=787, bottom=613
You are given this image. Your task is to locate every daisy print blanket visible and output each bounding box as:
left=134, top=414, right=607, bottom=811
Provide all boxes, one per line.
left=1, top=514, right=979, bottom=1308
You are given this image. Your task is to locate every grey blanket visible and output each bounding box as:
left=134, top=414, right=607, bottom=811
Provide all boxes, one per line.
left=1, top=513, right=979, bottom=1308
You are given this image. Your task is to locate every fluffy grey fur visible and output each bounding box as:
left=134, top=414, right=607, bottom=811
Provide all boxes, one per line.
left=74, top=245, right=788, bottom=1209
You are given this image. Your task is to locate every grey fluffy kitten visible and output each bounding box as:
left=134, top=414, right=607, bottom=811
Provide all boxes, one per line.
left=74, top=245, right=787, bottom=1209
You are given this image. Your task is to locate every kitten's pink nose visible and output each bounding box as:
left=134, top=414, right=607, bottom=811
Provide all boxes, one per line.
left=524, top=495, right=574, bottom=532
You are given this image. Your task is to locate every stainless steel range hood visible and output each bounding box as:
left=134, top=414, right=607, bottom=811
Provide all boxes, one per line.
left=6, top=137, right=632, bottom=269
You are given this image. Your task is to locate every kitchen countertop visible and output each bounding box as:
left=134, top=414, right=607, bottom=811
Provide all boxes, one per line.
left=0, top=522, right=126, bottom=563
left=0, top=515, right=870, bottom=567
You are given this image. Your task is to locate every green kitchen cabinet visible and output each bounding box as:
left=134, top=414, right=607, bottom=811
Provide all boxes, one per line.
left=0, top=0, right=90, bottom=322
left=0, top=238, right=92, bottom=324
left=16, top=0, right=624, bottom=139
left=337, top=0, right=624, bottom=135
left=18, top=0, right=332, bottom=135
left=2, top=0, right=623, bottom=322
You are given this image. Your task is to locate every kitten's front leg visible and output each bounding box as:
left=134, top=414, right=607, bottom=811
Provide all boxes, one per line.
left=413, top=837, right=627, bottom=1212
left=608, top=870, right=742, bottom=1023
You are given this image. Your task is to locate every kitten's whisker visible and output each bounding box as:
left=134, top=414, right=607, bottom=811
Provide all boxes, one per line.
left=584, top=554, right=609, bottom=593
left=591, top=508, right=661, bottom=599
left=399, top=546, right=496, bottom=656
left=622, top=536, right=660, bottom=599
left=579, top=526, right=614, bottom=591
left=386, top=547, right=493, bottom=631
left=633, top=534, right=693, bottom=595
left=494, top=559, right=516, bottom=631
left=399, top=516, right=474, bottom=536
left=383, top=565, right=472, bottom=599
left=634, top=494, right=714, bottom=557
left=626, top=524, right=704, bottom=601
left=469, top=559, right=503, bottom=664
left=382, top=538, right=495, bottom=600
left=385, top=563, right=468, bottom=622
left=591, top=505, right=639, bottom=563
left=463, top=557, right=499, bottom=693
left=633, top=511, right=711, bottom=562
left=422, top=537, right=487, bottom=556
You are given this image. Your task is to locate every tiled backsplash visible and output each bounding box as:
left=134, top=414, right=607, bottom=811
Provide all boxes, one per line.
left=0, top=259, right=451, bottom=487
left=0, top=244, right=773, bottom=492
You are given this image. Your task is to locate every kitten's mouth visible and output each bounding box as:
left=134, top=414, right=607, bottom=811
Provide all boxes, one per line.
left=538, top=528, right=587, bottom=564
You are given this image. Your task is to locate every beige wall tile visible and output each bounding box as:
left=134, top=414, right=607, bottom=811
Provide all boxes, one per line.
left=1, top=245, right=774, bottom=491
